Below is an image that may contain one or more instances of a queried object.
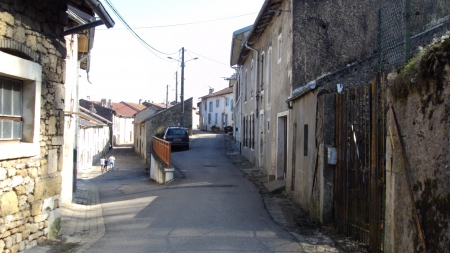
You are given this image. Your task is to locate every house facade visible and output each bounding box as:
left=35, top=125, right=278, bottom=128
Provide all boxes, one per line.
left=199, top=87, right=234, bottom=132
left=231, top=0, right=292, bottom=176
left=77, top=118, right=110, bottom=171
left=232, top=0, right=450, bottom=252
left=77, top=107, right=112, bottom=171
left=0, top=0, right=113, bottom=250
left=79, top=99, right=146, bottom=146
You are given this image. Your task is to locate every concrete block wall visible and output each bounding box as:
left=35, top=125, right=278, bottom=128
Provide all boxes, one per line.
left=0, top=0, right=68, bottom=251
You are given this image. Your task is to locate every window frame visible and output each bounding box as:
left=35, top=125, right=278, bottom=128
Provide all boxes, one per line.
left=260, top=52, right=265, bottom=91
left=0, top=77, right=23, bottom=140
left=244, top=69, right=248, bottom=102
left=277, top=33, right=282, bottom=64
left=0, top=51, right=42, bottom=160
left=267, top=47, right=272, bottom=106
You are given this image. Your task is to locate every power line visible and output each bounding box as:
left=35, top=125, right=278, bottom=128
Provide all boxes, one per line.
left=100, top=12, right=258, bottom=30
left=103, top=0, right=178, bottom=58
left=188, top=50, right=228, bottom=66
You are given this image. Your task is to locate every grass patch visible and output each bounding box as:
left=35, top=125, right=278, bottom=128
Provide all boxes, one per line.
left=389, top=38, right=450, bottom=112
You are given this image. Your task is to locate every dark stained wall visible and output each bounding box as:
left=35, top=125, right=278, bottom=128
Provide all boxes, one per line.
left=292, top=0, right=388, bottom=89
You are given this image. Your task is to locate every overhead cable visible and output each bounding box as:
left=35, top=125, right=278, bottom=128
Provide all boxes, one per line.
left=103, top=0, right=178, bottom=58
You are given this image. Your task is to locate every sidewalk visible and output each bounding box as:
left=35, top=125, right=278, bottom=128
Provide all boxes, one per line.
left=224, top=134, right=368, bottom=253
left=26, top=166, right=105, bottom=253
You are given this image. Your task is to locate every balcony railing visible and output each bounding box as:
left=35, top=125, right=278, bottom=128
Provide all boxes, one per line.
left=152, top=137, right=171, bottom=167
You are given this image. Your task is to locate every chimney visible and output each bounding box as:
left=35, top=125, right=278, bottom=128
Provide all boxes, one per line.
left=209, top=88, right=214, bottom=94
left=139, top=99, right=142, bottom=104
left=87, top=96, right=91, bottom=101
left=101, top=98, right=106, bottom=107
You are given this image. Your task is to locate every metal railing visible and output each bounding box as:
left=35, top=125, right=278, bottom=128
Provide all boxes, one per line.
left=152, top=137, right=171, bottom=167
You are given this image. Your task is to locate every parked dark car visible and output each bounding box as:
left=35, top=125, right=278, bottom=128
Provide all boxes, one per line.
left=163, top=126, right=189, bottom=150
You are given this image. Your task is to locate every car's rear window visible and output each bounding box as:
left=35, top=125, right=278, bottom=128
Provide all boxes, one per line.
left=168, top=129, right=186, bottom=135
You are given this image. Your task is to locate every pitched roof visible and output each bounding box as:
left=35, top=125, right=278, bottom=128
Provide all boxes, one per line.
left=139, top=98, right=193, bottom=123
left=83, top=100, right=151, bottom=117
left=230, top=25, right=252, bottom=66
left=200, top=87, right=233, bottom=99
left=121, top=101, right=147, bottom=112
left=111, top=102, right=139, bottom=117
left=237, top=0, right=282, bottom=65
left=142, top=101, right=168, bottom=110
left=79, top=106, right=112, bottom=124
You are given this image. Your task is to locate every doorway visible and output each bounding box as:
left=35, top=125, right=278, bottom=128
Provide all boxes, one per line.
left=259, top=110, right=265, bottom=169
left=277, top=113, right=288, bottom=180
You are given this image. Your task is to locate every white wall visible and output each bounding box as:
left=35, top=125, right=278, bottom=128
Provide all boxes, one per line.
left=113, top=115, right=134, bottom=145
left=134, top=123, right=147, bottom=159
left=60, top=33, right=79, bottom=203
left=202, top=93, right=234, bottom=131
left=77, top=126, right=110, bottom=171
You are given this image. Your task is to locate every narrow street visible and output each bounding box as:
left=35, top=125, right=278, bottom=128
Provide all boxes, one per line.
left=29, top=131, right=340, bottom=253
left=86, top=131, right=307, bottom=252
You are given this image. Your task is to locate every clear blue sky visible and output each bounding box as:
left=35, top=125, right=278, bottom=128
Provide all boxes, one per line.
left=79, top=0, right=264, bottom=105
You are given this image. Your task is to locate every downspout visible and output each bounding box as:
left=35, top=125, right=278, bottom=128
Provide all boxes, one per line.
left=244, top=42, right=259, bottom=119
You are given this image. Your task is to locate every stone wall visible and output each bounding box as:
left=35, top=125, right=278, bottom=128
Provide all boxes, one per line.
left=145, top=98, right=193, bottom=161
left=0, top=0, right=68, bottom=251
left=292, top=0, right=389, bottom=90
left=385, top=38, right=450, bottom=253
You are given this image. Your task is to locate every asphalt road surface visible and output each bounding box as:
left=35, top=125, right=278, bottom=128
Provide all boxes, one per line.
left=86, top=131, right=305, bottom=252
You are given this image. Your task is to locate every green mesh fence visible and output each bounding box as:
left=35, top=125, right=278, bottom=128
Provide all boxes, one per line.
left=378, top=0, right=450, bottom=72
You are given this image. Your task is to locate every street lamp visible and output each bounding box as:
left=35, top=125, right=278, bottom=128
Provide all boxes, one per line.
left=167, top=47, right=198, bottom=127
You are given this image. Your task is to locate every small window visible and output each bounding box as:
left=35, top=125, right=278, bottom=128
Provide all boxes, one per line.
left=0, top=77, right=22, bottom=140
left=215, top=113, right=218, bottom=124
left=209, top=101, right=213, bottom=112
left=230, top=99, right=233, bottom=110
left=208, top=113, right=211, bottom=124
left=261, top=52, right=265, bottom=90
left=277, top=33, right=282, bottom=63
left=304, top=124, right=308, bottom=156
left=216, top=99, right=219, bottom=107
left=267, top=47, right=272, bottom=105
left=244, top=70, right=248, bottom=101
left=225, top=97, right=229, bottom=106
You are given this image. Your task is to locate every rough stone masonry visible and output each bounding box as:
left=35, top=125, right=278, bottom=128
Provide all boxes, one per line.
left=0, top=0, right=68, bottom=252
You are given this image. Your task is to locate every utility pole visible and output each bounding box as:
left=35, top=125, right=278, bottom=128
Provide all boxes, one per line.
left=180, top=47, right=185, bottom=127
left=166, top=85, right=168, bottom=108
left=175, top=71, right=178, bottom=104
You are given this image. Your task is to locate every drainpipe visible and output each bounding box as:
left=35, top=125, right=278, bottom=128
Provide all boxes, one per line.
left=244, top=42, right=259, bottom=118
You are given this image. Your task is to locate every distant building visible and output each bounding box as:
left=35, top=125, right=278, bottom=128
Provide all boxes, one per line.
left=199, top=87, right=234, bottom=132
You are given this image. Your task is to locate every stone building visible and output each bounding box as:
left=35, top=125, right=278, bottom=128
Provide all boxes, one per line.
left=231, top=0, right=450, bottom=252
left=134, top=98, right=193, bottom=163
left=231, top=0, right=292, bottom=188
left=0, top=0, right=113, bottom=251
